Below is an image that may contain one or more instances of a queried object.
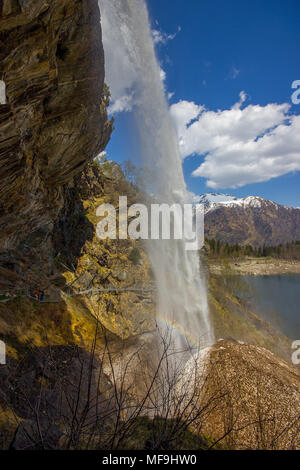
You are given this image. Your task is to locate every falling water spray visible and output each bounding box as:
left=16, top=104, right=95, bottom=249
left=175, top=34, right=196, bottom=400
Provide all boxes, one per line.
left=100, top=0, right=214, bottom=352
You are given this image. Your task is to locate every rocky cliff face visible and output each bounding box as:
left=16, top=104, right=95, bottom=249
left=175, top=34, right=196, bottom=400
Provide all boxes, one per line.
left=0, top=0, right=112, bottom=250
left=53, top=162, right=156, bottom=339
left=0, top=161, right=157, bottom=449
left=0, top=0, right=155, bottom=341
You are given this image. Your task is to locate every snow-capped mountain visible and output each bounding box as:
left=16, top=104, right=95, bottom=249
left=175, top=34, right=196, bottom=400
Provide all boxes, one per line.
left=192, top=193, right=239, bottom=211
left=193, top=193, right=300, bottom=246
left=192, top=193, right=286, bottom=213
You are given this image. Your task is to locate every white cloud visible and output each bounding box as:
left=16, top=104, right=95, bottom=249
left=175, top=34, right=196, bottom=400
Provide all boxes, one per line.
left=227, top=66, right=240, bottom=80
left=232, top=90, right=247, bottom=109
left=159, top=67, right=166, bottom=83
left=151, top=29, right=167, bottom=45
left=108, top=94, right=134, bottom=114
left=151, top=25, right=181, bottom=45
left=170, top=93, right=300, bottom=189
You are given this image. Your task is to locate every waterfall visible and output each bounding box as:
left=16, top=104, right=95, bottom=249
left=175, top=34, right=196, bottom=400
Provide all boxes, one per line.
left=100, top=0, right=214, bottom=352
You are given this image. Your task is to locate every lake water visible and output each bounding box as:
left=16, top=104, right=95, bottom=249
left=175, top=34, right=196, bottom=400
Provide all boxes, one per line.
left=242, top=274, right=300, bottom=340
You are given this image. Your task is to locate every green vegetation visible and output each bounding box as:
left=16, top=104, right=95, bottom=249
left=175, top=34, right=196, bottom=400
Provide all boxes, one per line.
left=206, top=238, right=300, bottom=260
left=99, top=83, right=115, bottom=128
left=128, top=247, right=141, bottom=265
left=102, top=83, right=112, bottom=108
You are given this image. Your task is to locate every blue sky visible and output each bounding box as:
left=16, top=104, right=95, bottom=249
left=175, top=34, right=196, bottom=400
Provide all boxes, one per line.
left=103, top=0, right=300, bottom=207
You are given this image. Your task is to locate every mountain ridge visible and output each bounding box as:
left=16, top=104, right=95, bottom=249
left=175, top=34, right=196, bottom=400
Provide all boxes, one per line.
left=193, top=192, right=299, bottom=212
left=193, top=193, right=300, bottom=246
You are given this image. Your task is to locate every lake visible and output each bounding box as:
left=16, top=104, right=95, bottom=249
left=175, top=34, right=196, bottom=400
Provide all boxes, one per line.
left=242, top=274, right=300, bottom=340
